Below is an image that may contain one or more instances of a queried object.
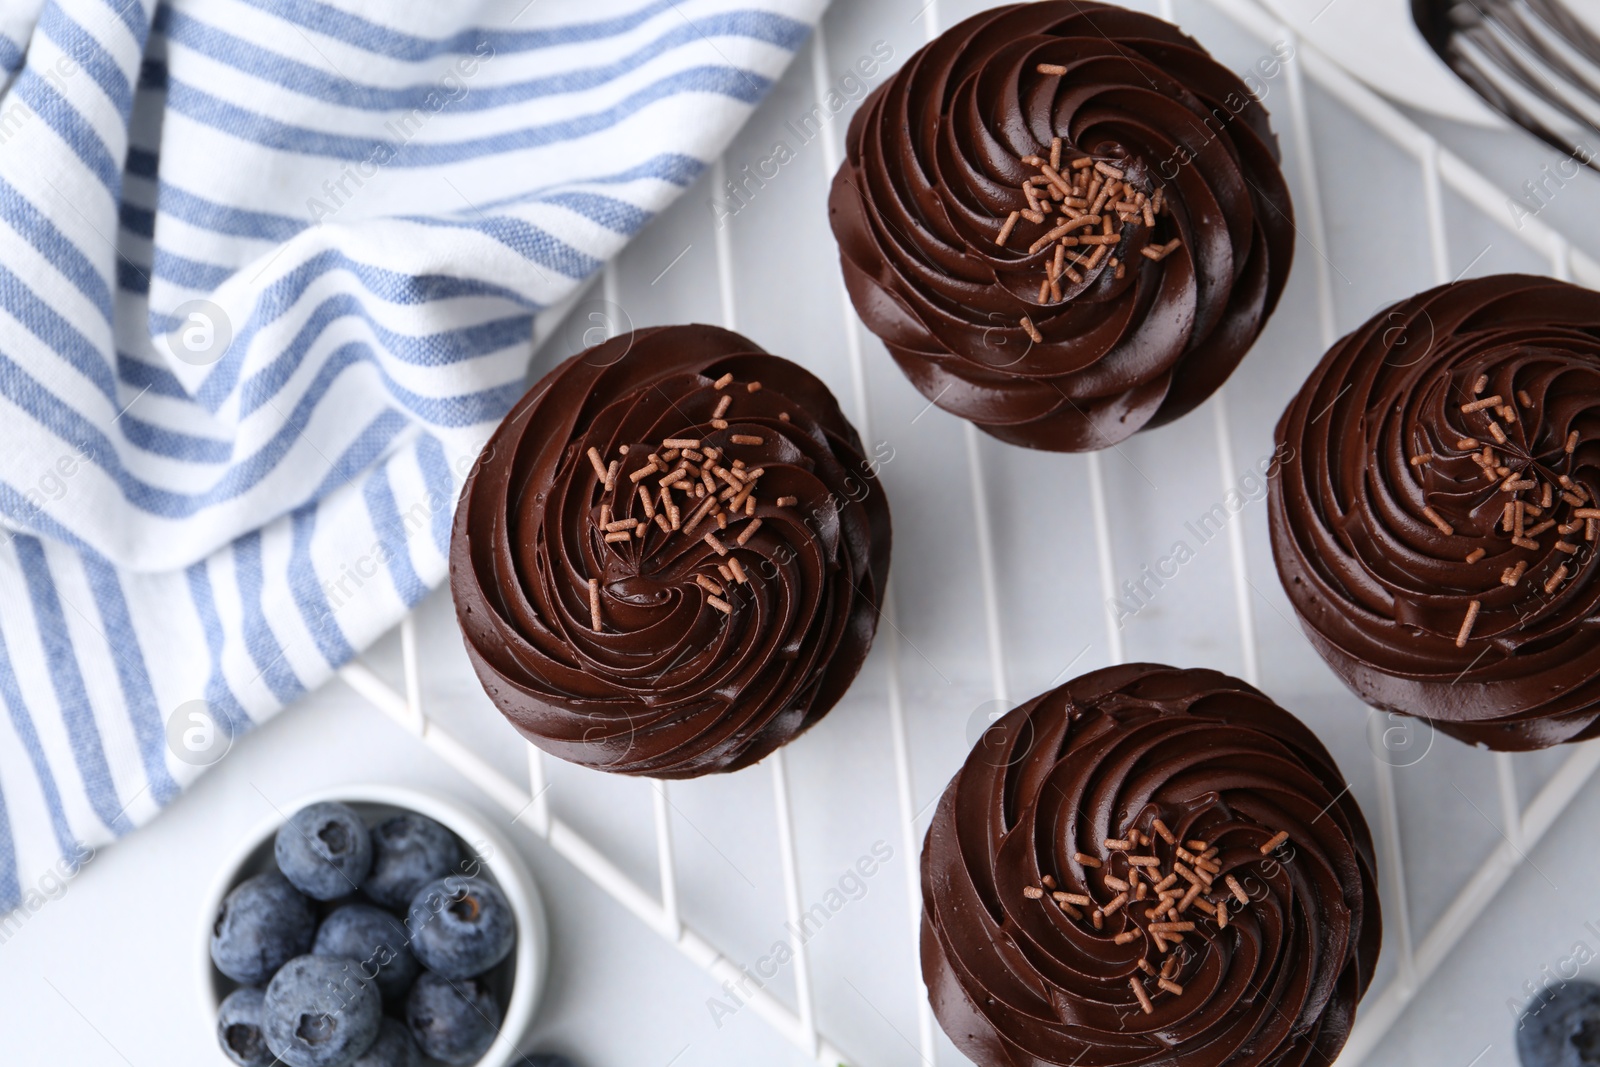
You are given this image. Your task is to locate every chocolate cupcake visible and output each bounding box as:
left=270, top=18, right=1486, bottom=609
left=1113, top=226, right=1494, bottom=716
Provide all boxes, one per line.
left=830, top=2, right=1294, bottom=451
left=450, top=325, right=892, bottom=777
left=922, top=664, right=1379, bottom=1067
left=1271, top=274, right=1600, bottom=751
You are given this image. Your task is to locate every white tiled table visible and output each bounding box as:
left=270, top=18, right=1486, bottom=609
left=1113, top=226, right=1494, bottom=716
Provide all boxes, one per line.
left=6, top=1, right=1600, bottom=1065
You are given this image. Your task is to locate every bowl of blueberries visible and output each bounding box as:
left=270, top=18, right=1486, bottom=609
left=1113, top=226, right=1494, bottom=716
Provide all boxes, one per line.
left=202, top=785, right=551, bottom=1067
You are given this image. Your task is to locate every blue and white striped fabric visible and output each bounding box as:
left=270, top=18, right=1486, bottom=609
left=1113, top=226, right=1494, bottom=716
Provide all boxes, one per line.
left=0, top=0, right=821, bottom=910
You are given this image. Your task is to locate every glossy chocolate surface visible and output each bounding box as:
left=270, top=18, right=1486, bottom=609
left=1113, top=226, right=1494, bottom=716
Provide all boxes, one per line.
left=921, top=664, right=1379, bottom=1066
left=830, top=2, right=1293, bottom=451
left=1271, top=274, right=1600, bottom=750
left=450, top=325, right=891, bottom=777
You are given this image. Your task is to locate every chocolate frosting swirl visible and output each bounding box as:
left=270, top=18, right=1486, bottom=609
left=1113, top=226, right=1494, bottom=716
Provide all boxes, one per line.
left=450, top=325, right=891, bottom=777
left=1271, top=275, right=1600, bottom=751
left=922, top=664, right=1379, bottom=1067
left=830, top=2, right=1294, bottom=452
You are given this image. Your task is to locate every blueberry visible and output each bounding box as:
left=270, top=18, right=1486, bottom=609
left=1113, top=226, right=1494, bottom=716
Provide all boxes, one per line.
left=313, top=903, right=420, bottom=1006
left=216, top=987, right=273, bottom=1067
left=275, top=802, right=373, bottom=900
left=1517, top=980, right=1600, bottom=1066
left=407, top=875, right=515, bottom=979
left=211, top=870, right=317, bottom=985
left=363, top=813, right=463, bottom=910
left=263, top=955, right=382, bottom=1067
left=351, top=1017, right=421, bottom=1067
left=406, top=972, right=501, bottom=1065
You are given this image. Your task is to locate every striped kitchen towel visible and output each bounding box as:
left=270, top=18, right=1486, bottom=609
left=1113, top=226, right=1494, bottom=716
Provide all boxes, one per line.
left=0, top=0, right=822, bottom=911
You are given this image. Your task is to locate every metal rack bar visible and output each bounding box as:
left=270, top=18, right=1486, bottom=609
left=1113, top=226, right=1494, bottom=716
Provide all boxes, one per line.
left=1553, top=235, right=1573, bottom=282
left=1086, top=451, right=1124, bottom=667
left=1210, top=390, right=1259, bottom=687
left=526, top=743, right=550, bottom=837
left=399, top=615, right=425, bottom=733
left=711, top=157, right=738, bottom=333
left=965, top=423, right=1009, bottom=707
left=1422, top=136, right=1451, bottom=286
left=1366, top=711, right=1419, bottom=997
left=809, top=17, right=940, bottom=1065
left=651, top=780, right=681, bottom=938
left=771, top=749, right=818, bottom=1056
left=337, top=660, right=853, bottom=1061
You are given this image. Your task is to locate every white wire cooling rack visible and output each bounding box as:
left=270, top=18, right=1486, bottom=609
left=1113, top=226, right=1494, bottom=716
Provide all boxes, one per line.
left=337, top=0, right=1600, bottom=1063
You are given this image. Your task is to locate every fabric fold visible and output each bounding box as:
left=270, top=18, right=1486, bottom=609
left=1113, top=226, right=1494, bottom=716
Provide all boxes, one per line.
left=0, top=0, right=822, bottom=911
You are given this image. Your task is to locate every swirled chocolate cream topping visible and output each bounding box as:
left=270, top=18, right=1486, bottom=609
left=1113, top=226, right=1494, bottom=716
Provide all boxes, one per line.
left=922, top=664, right=1379, bottom=1067
left=830, top=2, right=1294, bottom=452
left=450, top=325, right=892, bottom=778
left=1271, top=275, right=1600, bottom=751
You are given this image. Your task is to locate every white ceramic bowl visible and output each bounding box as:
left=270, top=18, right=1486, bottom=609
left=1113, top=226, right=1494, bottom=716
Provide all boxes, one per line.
left=1256, top=0, right=1503, bottom=126
left=200, top=784, right=548, bottom=1066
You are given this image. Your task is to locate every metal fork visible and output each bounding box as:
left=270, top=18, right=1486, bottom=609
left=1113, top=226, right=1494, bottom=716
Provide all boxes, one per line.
left=1414, top=0, right=1600, bottom=168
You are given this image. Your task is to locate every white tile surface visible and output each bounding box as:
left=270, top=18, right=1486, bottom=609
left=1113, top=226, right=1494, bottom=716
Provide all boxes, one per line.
left=5, top=1, right=1600, bottom=1065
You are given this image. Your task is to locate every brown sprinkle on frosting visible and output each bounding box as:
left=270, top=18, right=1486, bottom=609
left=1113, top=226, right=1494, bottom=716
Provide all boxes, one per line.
left=996, top=211, right=1020, bottom=246
left=1130, top=977, right=1154, bottom=1014
left=1456, top=600, right=1481, bottom=647
left=1546, top=565, right=1570, bottom=595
